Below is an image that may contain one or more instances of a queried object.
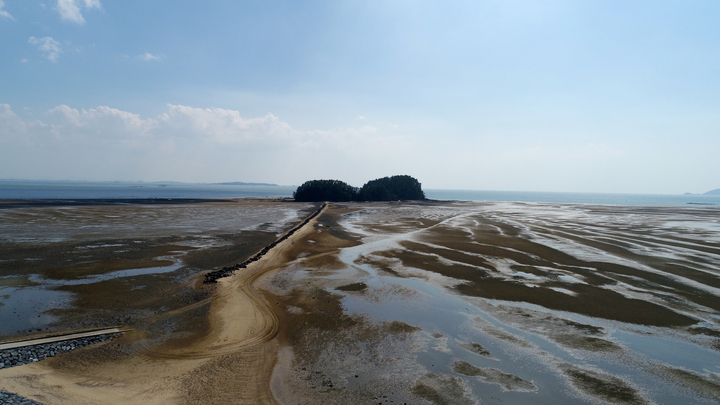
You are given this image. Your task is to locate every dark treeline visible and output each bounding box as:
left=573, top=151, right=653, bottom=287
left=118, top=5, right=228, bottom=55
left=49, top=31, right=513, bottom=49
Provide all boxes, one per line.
left=293, top=175, right=425, bottom=202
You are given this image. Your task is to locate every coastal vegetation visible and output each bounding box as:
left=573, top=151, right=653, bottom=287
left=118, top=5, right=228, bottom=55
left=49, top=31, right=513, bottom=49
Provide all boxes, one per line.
left=293, top=175, right=425, bottom=202
left=293, top=180, right=359, bottom=202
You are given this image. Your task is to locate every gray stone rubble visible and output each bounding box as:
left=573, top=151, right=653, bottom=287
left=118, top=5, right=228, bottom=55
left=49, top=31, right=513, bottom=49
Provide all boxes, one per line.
left=0, top=333, right=121, bottom=370
left=0, top=332, right=121, bottom=405
left=0, top=390, right=44, bottom=405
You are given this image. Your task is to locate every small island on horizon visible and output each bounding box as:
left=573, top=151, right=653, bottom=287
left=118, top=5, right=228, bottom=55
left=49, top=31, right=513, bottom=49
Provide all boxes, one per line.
left=293, top=175, right=425, bottom=202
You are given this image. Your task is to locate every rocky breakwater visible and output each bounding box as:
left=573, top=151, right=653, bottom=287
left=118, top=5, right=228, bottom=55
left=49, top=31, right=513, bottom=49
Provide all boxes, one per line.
left=204, top=203, right=327, bottom=284
left=0, top=333, right=122, bottom=404
left=0, top=333, right=121, bottom=370
left=0, top=390, right=44, bottom=405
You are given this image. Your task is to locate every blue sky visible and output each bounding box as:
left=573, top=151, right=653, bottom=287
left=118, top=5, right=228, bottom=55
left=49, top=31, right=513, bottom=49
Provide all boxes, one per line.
left=1, top=1, right=719, bottom=193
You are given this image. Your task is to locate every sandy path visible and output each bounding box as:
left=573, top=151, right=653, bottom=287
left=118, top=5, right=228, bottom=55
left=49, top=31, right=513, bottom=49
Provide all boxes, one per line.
left=0, top=204, right=327, bottom=405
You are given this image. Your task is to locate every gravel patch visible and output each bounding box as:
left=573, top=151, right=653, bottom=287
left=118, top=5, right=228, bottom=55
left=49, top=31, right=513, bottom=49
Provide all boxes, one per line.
left=0, top=390, right=44, bottom=405
left=0, top=333, right=122, bottom=405
left=0, top=333, right=121, bottom=370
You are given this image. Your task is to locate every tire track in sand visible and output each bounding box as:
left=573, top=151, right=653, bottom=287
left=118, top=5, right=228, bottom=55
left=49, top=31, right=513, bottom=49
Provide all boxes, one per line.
left=147, top=203, right=327, bottom=359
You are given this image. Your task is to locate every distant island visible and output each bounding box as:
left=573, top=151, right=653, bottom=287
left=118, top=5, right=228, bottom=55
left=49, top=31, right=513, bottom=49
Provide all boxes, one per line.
left=705, top=189, right=720, bottom=195
left=294, top=175, right=425, bottom=202
left=214, top=182, right=278, bottom=186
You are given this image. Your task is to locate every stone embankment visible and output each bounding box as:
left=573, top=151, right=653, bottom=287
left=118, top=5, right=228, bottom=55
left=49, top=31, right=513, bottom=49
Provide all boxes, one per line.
left=0, top=333, right=121, bottom=370
left=0, top=333, right=122, bottom=405
left=204, top=202, right=327, bottom=284
left=0, top=390, right=44, bottom=405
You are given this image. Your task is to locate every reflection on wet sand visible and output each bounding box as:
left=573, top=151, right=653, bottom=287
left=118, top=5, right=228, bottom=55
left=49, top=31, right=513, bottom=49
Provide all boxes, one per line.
left=1, top=201, right=719, bottom=404
left=269, top=202, right=720, bottom=404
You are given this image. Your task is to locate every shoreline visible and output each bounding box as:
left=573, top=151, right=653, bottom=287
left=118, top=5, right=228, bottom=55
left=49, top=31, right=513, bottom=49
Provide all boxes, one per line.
left=0, top=197, right=296, bottom=210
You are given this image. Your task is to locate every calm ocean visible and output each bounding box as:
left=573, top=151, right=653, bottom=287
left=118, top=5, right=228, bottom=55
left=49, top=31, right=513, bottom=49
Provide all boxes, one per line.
left=0, top=180, right=718, bottom=207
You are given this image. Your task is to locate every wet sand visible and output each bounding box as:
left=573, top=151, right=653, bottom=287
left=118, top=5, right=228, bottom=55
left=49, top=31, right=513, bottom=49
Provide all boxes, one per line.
left=266, top=202, right=720, bottom=404
left=2, top=201, right=720, bottom=404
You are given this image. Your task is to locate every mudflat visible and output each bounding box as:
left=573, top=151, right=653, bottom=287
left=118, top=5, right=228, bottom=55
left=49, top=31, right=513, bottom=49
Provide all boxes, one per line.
left=2, top=200, right=720, bottom=404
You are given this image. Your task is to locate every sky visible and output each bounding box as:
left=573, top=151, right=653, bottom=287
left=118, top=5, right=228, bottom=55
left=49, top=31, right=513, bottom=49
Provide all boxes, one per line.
left=1, top=1, right=719, bottom=194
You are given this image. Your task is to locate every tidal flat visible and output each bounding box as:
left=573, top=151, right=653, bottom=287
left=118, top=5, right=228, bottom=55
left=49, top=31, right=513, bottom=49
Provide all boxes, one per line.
left=1, top=200, right=720, bottom=404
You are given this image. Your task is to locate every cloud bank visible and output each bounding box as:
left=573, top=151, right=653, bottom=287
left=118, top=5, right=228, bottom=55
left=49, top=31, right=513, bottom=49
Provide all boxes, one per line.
left=0, top=103, right=407, bottom=184
left=1, top=103, right=713, bottom=193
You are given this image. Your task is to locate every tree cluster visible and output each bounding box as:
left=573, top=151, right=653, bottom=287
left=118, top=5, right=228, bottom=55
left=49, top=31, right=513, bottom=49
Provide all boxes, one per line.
left=293, top=175, right=425, bottom=202
left=293, top=179, right=359, bottom=202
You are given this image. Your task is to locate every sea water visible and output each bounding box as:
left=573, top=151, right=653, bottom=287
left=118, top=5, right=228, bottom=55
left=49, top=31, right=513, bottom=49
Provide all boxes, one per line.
left=1, top=180, right=719, bottom=206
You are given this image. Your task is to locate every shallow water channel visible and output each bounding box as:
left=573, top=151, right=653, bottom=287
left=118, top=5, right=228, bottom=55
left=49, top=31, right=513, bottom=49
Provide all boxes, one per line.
left=319, top=203, right=720, bottom=404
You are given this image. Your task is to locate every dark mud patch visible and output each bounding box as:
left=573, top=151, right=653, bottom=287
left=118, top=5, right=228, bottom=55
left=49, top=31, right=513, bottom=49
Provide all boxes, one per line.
left=43, top=269, right=212, bottom=344
left=656, top=365, right=720, bottom=400
left=0, top=275, right=40, bottom=288
left=400, top=240, right=496, bottom=272
left=412, top=372, right=476, bottom=405
left=337, top=282, right=367, bottom=292
left=458, top=342, right=493, bottom=358
left=562, top=365, right=649, bottom=404
left=355, top=255, right=405, bottom=278
left=453, top=360, right=537, bottom=392
left=385, top=321, right=421, bottom=334
left=553, top=334, right=623, bottom=352
left=457, top=279, right=695, bottom=327
left=688, top=326, right=720, bottom=338
left=269, top=286, right=426, bottom=403
left=182, top=231, right=279, bottom=270
left=378, top=249, right=489, bottom=282
left=473, top=317, right=535, bottom=349
left=0, top=237, right=188, bottom=279
left=317, top=209, right=363, bottom=243
left=562, top=319, right=605, bottom=335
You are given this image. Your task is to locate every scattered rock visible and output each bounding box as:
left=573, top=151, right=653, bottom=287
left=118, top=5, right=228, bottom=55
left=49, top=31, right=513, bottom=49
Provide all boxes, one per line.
left=0, top=390, right=44, bottom=405
left=0, top=333, right=121, bottom=370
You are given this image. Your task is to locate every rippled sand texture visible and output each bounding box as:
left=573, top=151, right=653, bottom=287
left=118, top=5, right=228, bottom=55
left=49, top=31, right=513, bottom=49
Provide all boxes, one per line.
left=268, top=202, right=720, bottom=404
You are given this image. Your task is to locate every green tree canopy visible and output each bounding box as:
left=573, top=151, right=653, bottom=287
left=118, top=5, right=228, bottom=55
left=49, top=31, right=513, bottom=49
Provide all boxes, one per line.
left=293, top=179, right=359, bottom=202
left=293, top=175, right=425, bottom=202
left=359, top=175, right=425, bottom=201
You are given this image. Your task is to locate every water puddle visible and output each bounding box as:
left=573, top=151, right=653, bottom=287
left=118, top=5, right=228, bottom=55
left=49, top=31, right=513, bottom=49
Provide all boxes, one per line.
left=0, top=262, right=183, bottom=337
left=0, top=285, right=73, bottom=337
left=27, top=262, right=182, bottom=286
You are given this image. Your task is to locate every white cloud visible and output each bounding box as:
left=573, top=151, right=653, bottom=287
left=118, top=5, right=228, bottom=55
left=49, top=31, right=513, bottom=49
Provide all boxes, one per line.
left=57, top=0, right=100, bottom=24
left=0, top=0, right=13, bottom=19
left=28, top=36, right=62, bottom=62
left=0, top=103, right=408, bottom=184
left=140, top=52, right=161, bottom=61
